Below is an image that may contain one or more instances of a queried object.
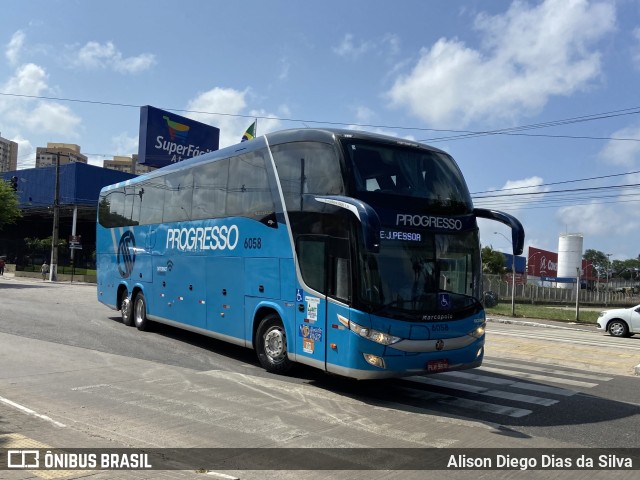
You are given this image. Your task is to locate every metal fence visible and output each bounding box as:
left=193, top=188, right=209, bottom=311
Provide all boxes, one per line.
left=483, top=275, right=640, bottom=307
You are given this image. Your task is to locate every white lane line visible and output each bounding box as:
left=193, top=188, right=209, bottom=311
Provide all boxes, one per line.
left=407, top=377, right=559, bottom=406
left=0, top=395, right=66, bottom=427
left=206, top=472, right=240, bottom=480
left=442, top=371, right=577, bottom=396
left=400, top=387, right=532, bottom=418
left=482, top=360, right=614, bottom=381
left=479, top=367, right=599, bottom=388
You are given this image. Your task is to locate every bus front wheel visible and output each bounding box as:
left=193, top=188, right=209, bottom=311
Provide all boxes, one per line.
left=256, top=314, right=292, bottom=374
left=133, top=292, right=149, bottom=331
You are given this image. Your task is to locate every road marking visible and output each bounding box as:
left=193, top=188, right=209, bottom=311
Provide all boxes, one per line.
left=482, top=359, right=614, bottom=381
left=479, top=366, right=599, bottom=388
left=443, top=371, right=577, bottom=396
left=406, top=377, right=559, bottom=406
left=0, top=395, right=66, bottom=427
left=400, top=387, right=532, bottom=418
left=206, top=472, right=240, bottom=479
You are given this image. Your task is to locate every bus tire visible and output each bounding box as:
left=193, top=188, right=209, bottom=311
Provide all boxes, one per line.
left=256, top=314, right=292, bottom=374
left=120, top=289, right=133, bottom=326
left=133, top=292, right=149, bottom=331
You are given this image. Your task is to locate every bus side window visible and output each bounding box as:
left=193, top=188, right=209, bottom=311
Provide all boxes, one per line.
left=297, top=236, right=326, bottom=294
left=271, top=142, right=344, bottom=212
left=192, top=159, right=229, bottom=220
left=139, top=180, right=165, bottom=225
left=163, top=170, right=194, bottom=222
left=226, top=150, right=274, bottom=219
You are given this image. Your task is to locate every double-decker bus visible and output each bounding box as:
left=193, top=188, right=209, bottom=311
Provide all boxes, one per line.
left=97, top=128, right=523, bottom=379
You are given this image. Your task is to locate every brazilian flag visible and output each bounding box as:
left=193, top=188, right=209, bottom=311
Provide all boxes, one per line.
left=241, top=121, right=256, bottom=142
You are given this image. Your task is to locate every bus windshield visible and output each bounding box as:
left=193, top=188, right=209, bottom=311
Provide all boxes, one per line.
left=342, top=140, right=473, bottom=214
left=358, top=231, right=481, bottom=319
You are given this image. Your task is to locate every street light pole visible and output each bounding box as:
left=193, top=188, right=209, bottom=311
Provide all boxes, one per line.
left=49, top=152, right=60, bottom=281
left=605, top=253, right=612, bottom=307
left=495, top=232, right=516, bottom=316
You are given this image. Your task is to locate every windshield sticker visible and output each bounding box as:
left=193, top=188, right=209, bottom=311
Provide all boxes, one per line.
left=438, top=293, right=451, bottom=310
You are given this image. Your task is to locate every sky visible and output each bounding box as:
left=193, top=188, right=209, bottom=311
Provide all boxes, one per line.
left=1, top=0, right=640, bottom=262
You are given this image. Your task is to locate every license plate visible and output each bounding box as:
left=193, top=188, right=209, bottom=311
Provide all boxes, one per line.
left=427, top=359, right=449, bottom=373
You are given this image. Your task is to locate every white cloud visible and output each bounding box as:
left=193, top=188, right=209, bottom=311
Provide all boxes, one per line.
left=6, top=30, right=25, bottom=65
left=598, top=124, right=640, bottom=167
left=13, top=136, right=35, bottom=169
left=111, top=132, right=139, bottom=156
left=184, top=87, right=284, bottom=148
left=633, top=28, right=640, bottom=70
left=22, top=102, right=82, bottom=136
left=354, top=106, right=376, bottom=124
left=556, top=201, right=638, bottom=237
left=474, top=176, right=548, bottom=220
left=334, top=33, right=401, bottom=61
left=0, top=63, right=81, bottom=138
left=2, top=62, right=48, bottom=96
left=334, top=34, right=373, bottom=59
left=278, top=57, right=290, bottom=80
left=387, top=0, right=616, bottom=127
left=72, top=41, right=156, bottom=74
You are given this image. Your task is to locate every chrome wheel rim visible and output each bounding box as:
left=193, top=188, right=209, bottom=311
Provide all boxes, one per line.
left=121, top=296, right=130, bottom=322
left=264, top=326, right=286, bottom=363
left=135, top=299, right=145, bottom=325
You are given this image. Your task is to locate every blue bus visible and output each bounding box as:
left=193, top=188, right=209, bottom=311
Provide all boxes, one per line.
left=97, top=129, right=523, bottom=379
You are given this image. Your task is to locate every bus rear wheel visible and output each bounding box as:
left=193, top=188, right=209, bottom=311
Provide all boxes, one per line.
left=133, top=292, right=149, bottom=331
left=120, top=289, right=133, bottom=326
left=256, top=314, right=292, bottom=374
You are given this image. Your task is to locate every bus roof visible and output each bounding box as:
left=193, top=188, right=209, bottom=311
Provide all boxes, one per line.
left=100, top=128, right=448, bottom=193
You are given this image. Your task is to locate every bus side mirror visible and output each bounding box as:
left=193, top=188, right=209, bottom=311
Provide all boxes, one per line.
left=313, top=195, right=381, bottom=253
left=474, top=208, right=525, bottom=255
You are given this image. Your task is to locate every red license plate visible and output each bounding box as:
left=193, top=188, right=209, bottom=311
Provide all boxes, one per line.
left=427, top=359, right=449, bottom=373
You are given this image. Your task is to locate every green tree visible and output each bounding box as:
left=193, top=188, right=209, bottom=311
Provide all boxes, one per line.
left=0, top=179, right=21, bottom=230
left=481, top=245, right=506, bottom=274
left=584, top=249, right=609, bottom=279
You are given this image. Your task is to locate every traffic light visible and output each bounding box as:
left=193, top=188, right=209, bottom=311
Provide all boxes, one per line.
left=10, top=176, right=18, bottom=191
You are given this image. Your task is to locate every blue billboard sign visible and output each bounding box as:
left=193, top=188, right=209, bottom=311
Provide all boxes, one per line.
left=138, top=105, right=220, bottom=168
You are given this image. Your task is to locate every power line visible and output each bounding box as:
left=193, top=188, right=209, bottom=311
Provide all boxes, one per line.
left=470, top=170, right=640, bottom=195
left=2, top=91, right=640, bottom=143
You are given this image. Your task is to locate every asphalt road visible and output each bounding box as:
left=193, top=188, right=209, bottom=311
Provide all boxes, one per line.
left=1, top=275, right=640, bottom=480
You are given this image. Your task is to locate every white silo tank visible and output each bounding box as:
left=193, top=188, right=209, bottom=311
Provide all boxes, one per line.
left=557, top=234, right=583, bottom=289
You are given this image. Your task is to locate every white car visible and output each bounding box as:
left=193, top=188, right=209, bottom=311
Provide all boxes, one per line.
left=596, top=304, right=640, bottom=337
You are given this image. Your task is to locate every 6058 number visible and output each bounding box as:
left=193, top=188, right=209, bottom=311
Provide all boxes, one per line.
left=244, top=237, right=262, bottom=249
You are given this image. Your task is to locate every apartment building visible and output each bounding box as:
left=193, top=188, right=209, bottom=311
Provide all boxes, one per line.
left=0, top=133, right=18, bottom=172
left=103, top=154, right=154, bottom=175
left=35, top=143, right=88, bottom=167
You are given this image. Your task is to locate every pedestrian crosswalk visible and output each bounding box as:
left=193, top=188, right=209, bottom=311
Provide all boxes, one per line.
left=395, top=358, right=614, bottom=419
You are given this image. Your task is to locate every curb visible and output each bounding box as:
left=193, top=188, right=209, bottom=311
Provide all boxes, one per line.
left=486, top=316, right=591, bottom=332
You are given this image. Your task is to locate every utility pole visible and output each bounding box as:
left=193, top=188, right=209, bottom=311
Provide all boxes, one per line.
left=495, top=232, right=516, bottom=316
left=49, top=152, right=60, bottom=281
left=575, top=267, right=580, bottom=321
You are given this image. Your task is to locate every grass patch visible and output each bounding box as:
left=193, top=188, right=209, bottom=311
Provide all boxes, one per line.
left=486, top=303, right=601, bottom=324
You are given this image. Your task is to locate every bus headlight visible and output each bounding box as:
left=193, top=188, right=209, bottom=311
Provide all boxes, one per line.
left=468, top=323, right=486, bottom=339
left=338, top=315, right=401, bottom=346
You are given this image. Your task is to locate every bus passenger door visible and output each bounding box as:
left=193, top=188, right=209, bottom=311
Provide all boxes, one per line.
left=295, top=236, right=328, bottom=370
